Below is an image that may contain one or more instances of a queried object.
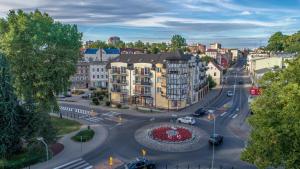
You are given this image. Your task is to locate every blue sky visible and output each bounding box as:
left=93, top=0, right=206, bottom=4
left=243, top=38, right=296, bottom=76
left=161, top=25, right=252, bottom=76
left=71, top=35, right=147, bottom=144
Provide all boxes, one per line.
left=0, top=0, right=300, bottom=48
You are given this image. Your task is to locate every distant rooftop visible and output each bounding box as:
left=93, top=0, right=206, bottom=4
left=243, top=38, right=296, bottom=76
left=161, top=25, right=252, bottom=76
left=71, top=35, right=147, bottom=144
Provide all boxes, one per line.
left=103, top=48, right=120, bottom=54
left=85, top=48, right=98, bottom=54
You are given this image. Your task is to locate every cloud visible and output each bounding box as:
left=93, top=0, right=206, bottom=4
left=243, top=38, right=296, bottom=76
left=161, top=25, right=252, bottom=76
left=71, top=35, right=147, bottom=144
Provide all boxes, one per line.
left=240, top=11, right=252, bottom=16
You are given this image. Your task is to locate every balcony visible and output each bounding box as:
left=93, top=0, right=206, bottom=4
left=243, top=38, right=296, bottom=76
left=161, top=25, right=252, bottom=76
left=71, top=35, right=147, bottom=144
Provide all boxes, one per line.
left=110, top=79, right=128, bottom=85
left=111, top=88, right=128, bottom=93
left=110, top=70, right=127, bottom=75
left=134, top=70, right=152, bottom=77
left=134, top=91, right=151, bottom=96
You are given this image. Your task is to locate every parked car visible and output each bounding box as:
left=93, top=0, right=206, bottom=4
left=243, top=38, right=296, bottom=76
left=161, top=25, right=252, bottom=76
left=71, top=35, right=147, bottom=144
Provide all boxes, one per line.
left=125, top=158, right=156, bottom=169
left=81, top=93, right=91, bottom=99
left=193, top=108, right=206, bottom=117
left=238, top=80, right=243, bottom=84
left=176, top=116, right=196, bottom=125
left=209, top=134, right=223, bottom=145
left=227, top=91, right=234, bottom=97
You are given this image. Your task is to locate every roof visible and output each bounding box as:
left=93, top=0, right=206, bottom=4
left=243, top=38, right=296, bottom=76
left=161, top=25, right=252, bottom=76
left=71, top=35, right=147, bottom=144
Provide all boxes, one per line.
left=103, top=48, right=120, bottom=54
left=121, top=48, right=144, bottom=52
left=208, top=60, right=222, bottom=71
left=107, top=50, right=192, bottom=69
left=85, top=48, right=98, bottom=54
left=206, top=49, right=218, bottom=52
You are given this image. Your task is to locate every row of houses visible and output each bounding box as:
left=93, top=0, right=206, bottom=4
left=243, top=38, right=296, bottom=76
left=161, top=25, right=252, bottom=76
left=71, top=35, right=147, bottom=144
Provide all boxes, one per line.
left=246, top=51, right=298, bottom=85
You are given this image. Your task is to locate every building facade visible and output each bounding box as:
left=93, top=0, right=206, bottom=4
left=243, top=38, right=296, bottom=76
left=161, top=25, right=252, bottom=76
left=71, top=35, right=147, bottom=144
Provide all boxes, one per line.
left=210, top=43, right=221, bottom=50
left=70, top=61, right=90, bottom=89
left=107, top=51, right=209, bottom=110
left=107, top=36, right=121, bottom=45
left=89, top=62, right=108, bottom=88
left=206, top=61, right=223, bottom=85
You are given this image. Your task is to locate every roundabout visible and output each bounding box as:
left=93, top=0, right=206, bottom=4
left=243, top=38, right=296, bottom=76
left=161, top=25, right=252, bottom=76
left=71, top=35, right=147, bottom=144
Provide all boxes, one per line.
left=135, top=122, right=209, bottom=152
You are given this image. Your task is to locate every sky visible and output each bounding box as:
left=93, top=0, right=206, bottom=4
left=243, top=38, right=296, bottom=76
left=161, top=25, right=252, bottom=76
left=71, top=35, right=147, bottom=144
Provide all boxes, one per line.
left=0, top=0, right=300, bottom=48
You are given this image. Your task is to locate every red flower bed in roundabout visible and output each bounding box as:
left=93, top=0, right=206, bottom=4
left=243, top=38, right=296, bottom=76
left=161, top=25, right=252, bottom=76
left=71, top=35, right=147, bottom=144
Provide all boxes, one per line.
left=150, top=126, right=193, bottom=143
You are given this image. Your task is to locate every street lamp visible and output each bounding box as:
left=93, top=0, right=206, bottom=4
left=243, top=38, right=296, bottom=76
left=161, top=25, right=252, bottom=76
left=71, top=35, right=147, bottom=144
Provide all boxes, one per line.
left=208, top=110, right=216, bottom=169
left=37, top=137, right=49, bottom=161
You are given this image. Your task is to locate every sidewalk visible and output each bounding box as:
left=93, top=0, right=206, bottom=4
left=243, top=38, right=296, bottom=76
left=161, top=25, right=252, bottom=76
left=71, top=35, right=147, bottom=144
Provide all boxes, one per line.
left=59, top=85, right=224, bottom=118
left=31, top=122, right=108, bottom=169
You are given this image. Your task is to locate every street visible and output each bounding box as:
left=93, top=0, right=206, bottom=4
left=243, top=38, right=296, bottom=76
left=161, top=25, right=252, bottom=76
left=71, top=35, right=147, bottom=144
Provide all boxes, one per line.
left=54, top=58, right=255, bottom=169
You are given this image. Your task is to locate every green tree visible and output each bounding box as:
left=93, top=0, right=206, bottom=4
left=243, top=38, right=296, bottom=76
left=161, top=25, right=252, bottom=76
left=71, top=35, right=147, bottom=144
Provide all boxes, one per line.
left=134, top=40, right=145, bottom=49
left=115, top=40, right=126, bottom=48
left=266, top=32, right=287, bottom=51
left=207, top=75, right=216, bottom=89
left=241, top=56, right=300, bottom=169
left=0, top=10, right=82, bottom=141
left=0, top=54, right=23, bottom=157
left=157, top=42, right=168, bottom=52
left=88, top=40, right=108, bottom=48
left=171, top=34, right=186, bottom=51
left=126, top=42, right=134, bottom=48
left=201, top=56, right=214, bottom=63
left=284, top=31, right=300, bottom=52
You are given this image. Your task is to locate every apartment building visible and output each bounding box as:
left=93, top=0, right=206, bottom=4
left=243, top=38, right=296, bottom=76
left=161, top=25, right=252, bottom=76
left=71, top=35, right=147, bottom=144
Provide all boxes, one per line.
left=107, top=50, right=209, bottom=110
left=210, top=43, right=221, bottom=50
left=70, top=61, right=90, bottom=89
left=89, top=62, right=108, bottom=88
left=206, top=61, right=223, bottom=85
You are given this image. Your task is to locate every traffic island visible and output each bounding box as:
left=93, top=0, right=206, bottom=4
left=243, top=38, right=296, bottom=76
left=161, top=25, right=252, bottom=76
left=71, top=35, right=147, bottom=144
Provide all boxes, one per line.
left=135, top=122, right=208, bottom=152
left=71, top=128, right=95, bottom=142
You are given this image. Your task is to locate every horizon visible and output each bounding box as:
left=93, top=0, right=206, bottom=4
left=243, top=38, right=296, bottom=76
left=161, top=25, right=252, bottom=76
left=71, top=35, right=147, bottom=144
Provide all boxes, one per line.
left=0, top=0, right=299, bottom=48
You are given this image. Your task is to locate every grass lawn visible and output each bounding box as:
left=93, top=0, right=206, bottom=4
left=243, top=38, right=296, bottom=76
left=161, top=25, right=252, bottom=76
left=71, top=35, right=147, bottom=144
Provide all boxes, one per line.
left=71, top=129, right=95, bottom=142
left=51, top=116, right=82, bottom=136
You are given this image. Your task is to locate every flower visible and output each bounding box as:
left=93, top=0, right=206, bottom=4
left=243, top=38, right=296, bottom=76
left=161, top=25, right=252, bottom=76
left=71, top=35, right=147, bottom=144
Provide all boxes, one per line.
left=151, top=126, right=192, bottom=142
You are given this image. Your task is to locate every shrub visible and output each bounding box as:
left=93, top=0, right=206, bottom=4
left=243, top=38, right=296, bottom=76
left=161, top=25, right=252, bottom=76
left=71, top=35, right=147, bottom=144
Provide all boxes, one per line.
left=98, top=95, right=104, bottom=101
left=92, top=98, right=99, bottom=105
left=89, top=87, right=96, bottom=91
left=105, top=101, right=111, bottom=106
left=71, top=129, right=95, bottom=142
left=116, top=104, right=122, bottom=109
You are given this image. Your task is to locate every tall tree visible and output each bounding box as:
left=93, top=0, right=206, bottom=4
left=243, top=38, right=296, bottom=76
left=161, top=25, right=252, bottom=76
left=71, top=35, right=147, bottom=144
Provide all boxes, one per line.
left=0, top=10, right=82, bottom=141
left=241, top=56, right=300, bottom=169
left=266, top=32, right=287, bottom=51
left=284, top=31, right=300, bottom=52
left=134, top=40, right=145, bottom=49
left=0, top=54, right=23, bottom=157
left=171, top=34, right=186, bottom=50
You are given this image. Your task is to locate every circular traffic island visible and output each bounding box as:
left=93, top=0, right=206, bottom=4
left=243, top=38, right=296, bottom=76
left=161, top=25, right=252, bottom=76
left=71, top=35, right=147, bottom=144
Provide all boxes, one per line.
left=135, top=123, right=208, bottom=152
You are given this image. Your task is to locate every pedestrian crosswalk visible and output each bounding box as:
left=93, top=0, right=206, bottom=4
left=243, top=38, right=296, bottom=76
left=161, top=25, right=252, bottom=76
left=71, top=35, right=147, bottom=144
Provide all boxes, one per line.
left=53, top=158, right=93, bottom=169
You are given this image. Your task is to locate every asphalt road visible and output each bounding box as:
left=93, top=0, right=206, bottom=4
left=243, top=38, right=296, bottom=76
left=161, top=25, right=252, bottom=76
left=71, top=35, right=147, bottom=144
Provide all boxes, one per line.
left=58, top=58, right=256, bottom=169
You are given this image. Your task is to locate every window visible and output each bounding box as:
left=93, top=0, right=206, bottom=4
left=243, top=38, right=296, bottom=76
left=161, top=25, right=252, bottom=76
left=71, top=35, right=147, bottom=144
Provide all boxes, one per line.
left=106, top=75, right=108, bottom=78
left=157, top=87, right=161, bottom=92
left=101, top=68, right=104, bottom=72
left=156, top=67, right=161, bottom=72
left=101, top=75, right=104, bottom=78
left=92, top=68, right=95, bottom=72
left=81, top=70, right=83, bottom=73
left=97, top=75, right=100, bottom=79
left=214, top=72, right=216, bottom=76
left=157, top=77, right=161, bottom=83
left=93, top=75, right=95, bottom=79
left=97, top=68, right=99, bottom=72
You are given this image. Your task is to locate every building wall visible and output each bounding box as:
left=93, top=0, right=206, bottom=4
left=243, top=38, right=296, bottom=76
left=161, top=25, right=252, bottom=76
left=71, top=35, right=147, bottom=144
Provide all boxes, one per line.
left=89, top=63, right=108, bottom=88
left=70, top=62, right=90, bottom=89
left=206, top=62, right=222, bottom=85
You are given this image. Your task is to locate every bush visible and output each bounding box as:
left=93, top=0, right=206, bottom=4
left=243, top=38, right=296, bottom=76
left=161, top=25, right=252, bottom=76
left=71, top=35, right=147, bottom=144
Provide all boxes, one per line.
left=208, top=75, right=217, bottom=89
left=98, top=95, right=104, bottom=101
left=71, top=129, right=95, bottom=142
left=89, top=87, right=96, bottom=91
left=105, top=101, right=111, bottom=106
left=92, top=98, right=99, bottom=105
left=116, top=104, right=122, bottom=108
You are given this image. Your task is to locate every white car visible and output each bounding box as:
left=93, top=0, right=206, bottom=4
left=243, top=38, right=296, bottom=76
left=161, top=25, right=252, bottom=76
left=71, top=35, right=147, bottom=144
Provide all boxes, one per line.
left=176, top=116, right=196, bottom=125
left=227, top=91, right=234, bottom=97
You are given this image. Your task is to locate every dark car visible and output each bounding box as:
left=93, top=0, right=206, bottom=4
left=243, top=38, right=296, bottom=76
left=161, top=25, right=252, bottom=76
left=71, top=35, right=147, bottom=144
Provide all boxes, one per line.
left=193, top=108, right=206, bottom=117
left=238, top=81, right=243, bottom=84
left=125, top=158, right=156, bottom=169
left=209, top=134, right=223, bottom=145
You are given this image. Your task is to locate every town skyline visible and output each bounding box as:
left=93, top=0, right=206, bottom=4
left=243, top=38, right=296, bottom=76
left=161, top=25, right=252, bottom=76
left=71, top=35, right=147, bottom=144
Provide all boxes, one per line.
left=1, top=0, right=300, bottom=48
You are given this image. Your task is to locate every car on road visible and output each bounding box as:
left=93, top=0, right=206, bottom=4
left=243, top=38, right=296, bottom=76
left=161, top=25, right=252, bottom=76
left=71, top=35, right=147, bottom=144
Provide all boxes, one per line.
left=176, top=116, right=196, bottom=125
left=125, top=158, right=156, bottom=169
left=209, top=134, right=223, bottom=145
left=193, top=108, right=206, bottom=117
left=238, top=80, right=243, bottom=84
left=227, top=91, right=234, bottom=97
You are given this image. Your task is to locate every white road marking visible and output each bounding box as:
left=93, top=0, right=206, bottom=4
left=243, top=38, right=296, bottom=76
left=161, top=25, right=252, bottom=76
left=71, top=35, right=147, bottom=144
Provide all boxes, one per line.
left=229, top=113, right=234, bottom=117
left=232, top=114, right=238, bottom=119
left=220, top=112, right=227, bottom=117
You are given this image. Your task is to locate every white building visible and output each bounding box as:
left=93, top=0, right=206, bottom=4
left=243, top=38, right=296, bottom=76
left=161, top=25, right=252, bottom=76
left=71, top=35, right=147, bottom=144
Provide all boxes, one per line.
left=210, top=43, right=221, bottom=50
left=89, top=62, right=108, bottom=88
left=84, top=48, right=120, bottom=62
left=206, top=61, right=223, bottom=85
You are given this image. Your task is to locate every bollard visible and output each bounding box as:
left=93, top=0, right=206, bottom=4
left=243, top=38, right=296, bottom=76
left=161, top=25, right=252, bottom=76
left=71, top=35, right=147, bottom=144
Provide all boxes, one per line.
left=219, top=165, right=223, bottom=169
left=165, top=164, right=167, bottom=169
left=176, top=165, right=178, bottom=169
left=198, top=164, right=200, bottom=169
left=187, top=164, right=190, bottom=169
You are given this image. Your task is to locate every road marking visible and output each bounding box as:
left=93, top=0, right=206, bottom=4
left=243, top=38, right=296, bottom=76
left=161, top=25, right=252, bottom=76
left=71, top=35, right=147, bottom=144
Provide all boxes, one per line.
left=53, top=158, right=82, bottom=169
left=220, top=112, right=227, bottom=117
left=232, top=114, right=238, bottom=119
left=229, top=113, right=234, bottom=117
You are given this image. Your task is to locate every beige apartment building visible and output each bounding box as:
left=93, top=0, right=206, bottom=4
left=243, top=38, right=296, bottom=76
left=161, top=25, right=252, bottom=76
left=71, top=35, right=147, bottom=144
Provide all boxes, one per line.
left=107, top=51, right=209, bottom=110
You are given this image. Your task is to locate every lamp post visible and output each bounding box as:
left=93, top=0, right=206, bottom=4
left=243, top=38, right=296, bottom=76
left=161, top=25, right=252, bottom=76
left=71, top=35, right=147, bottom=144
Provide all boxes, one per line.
left=37, top=137, right=49, bottom=161
left=208, top=111, right=215, bottom=169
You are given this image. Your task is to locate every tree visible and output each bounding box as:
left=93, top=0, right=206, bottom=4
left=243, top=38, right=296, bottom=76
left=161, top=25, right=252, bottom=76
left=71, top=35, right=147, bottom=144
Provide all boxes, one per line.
left=115, top=40, right=125, bottom=48
left=266, top=32, right=287, bottom=51
left=241, top=56, right=300, bottom=169
left=171, top=34, right=186, bottom=50
left=126, top=42, right=134, bottom=48
left=207, top=75, right=216, bottom=89
left=201, top=55, right=214, bottom=63
left=134, top=40, right=145, bottom=49
left=88, top=40, right=108, bottom=48
left=0, top=54, right=23, bottom=157
left=0, top=10, right=82, bottom=141
left=284, top=31, right=300, bottom=52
